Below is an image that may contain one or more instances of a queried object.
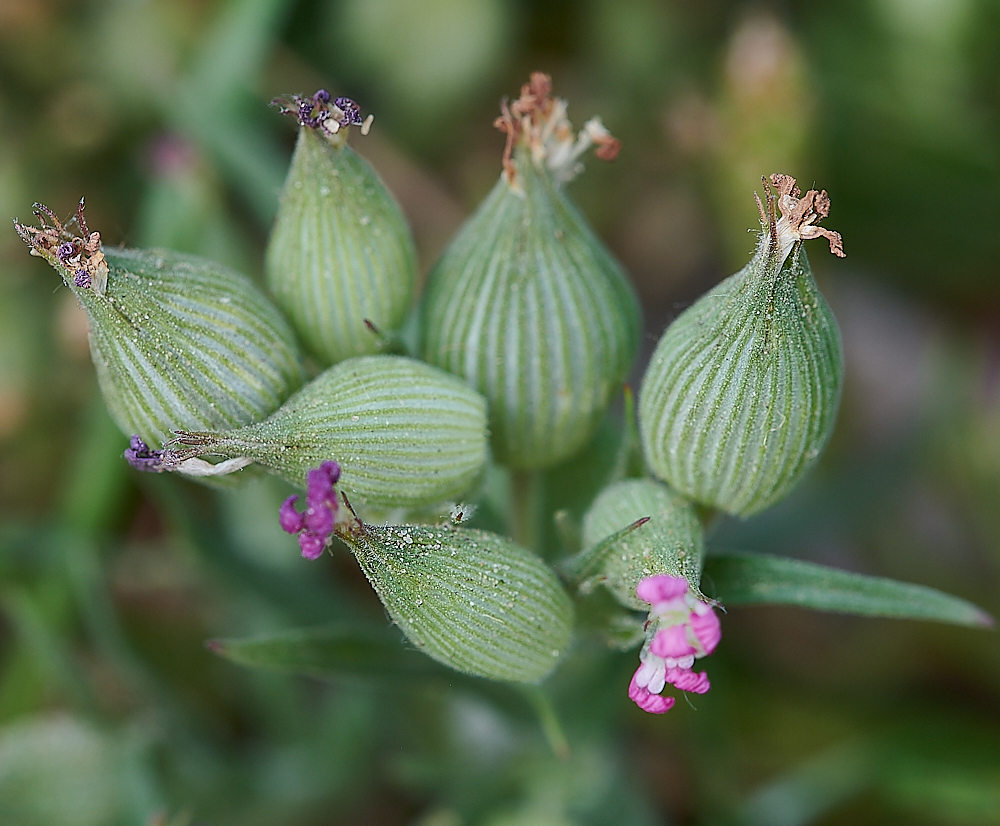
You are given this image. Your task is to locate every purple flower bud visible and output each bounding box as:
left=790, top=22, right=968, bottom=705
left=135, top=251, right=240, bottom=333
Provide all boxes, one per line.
left=320, top=460, right=341, bottom=485
left=306, top=466, right=334, bottom=503
left=124, top=434, right=166, bottom=472
left=74, top=269, right=91, bottom=289
left=303, top=502, right=334, bottom=535
left=298, top=531, right=326, bottom=560
left=279, top=461, right=345, bottom=559
left=57, top=242, right=76, bottom=260
left=314, top=89, right=331, bottom=103
left=279, top=495, right=306, bottom=534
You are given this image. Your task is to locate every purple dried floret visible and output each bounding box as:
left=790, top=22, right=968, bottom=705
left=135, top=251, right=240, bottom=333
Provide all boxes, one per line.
left=334, top=97, right=363, bottom=126
left=57, top=242, right=76, bottom=261
left=124, top=434, right=167, bottom=472
left=273, top=91, right=366, bottom=132
left=74, top=269, right=92, bottom=289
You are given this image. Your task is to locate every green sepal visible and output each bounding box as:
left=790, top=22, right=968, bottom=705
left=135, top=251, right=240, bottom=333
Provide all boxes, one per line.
left=580, top=478, right=706, bottom=609
left=170, top=355, right=488, bottom=509
left=19, top=236, right=304, bottom=448
left=704, top=552, right=994, bottom=627
left=639, top=204, right=843, bottom=517
left=421, top=150, right=641, bottom=470
left=266, top=127, right=417, bottom=365
left=337, top=521, right=575, bottom=683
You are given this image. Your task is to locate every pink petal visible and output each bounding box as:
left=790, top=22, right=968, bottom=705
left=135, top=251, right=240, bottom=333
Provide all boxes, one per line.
left=298, top=531, right=326, bottom=560
left=650, top=624, right=697, bottom=660
left=629, top=675, right=676, bottom=714
left=278, top=496, right=305, bottom=534
left=636, top=575, right=689, bottom=606
left=666, top=667, right=710, bottom=694
left=635, top=657, right=667, bottom=694
left=690, top=607, right=722, bottom=656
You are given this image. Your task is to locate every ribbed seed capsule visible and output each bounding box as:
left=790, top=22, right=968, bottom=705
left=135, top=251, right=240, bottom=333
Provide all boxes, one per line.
left=164, top=355, right=488, bottom=509
left=338, top=520, right=573, bottom=682
left=421, top=73, right=641, bottom=469
left=581, top=478, right=706, bottom=610
left=639, top=175, right=845, bottom=517
left=266, top=91, right=416, bottom=365
left=14, top=202, right=304, bottom=447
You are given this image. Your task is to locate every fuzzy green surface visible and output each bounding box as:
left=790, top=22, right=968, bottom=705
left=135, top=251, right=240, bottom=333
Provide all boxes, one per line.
left=69, top=247, right=304, bottom=446
left=183, top=355, right=488, bottom=508
left=266, top=128, right=416, bottom=365
left=639, top=240, right=843, bottom=517
left=342, top=524, right=574, bottom=683
left=581, top=478, right=705, bottom=609
left=421, top=152, right=641, bottom=470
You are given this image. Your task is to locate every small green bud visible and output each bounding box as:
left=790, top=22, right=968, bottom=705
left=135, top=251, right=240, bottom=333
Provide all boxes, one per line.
left=266, top=92, right=416, bottom=365
left=165, top=355, right=488, bottom=509
left=421, top=73, right=641, bottom=469
left=580, top=478, right=706, bottom=610
left=639, top=175, right=845, bottom=517
left=14, top=201, right=304, bottom=447
left=338, top=519, right=574, bottom=682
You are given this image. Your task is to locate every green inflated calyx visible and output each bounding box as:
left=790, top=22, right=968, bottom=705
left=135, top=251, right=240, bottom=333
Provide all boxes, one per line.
left=421, top=73, right=641, bottom=470
left=161, top=355, right=488, bottom=510
left=266, top=91, right=416, bottom=365
left=336, top=515, right=574, bottom=683
left=569, top=478, right=706, bottom=610
left=639, top=174, right=845, bottom=517
left=14, top=201, right=304, bottom=448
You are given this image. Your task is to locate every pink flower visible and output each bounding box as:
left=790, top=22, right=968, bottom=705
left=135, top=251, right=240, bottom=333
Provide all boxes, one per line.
left=629, top=574, right=720, bottom=714
left=279, top=460, right=342, bottom=559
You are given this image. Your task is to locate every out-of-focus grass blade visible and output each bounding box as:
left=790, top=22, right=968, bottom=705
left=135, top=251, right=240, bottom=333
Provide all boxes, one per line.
left=704, top=553, right=994, bottom=627
left=171, top=0, right=295, bottom=224
left=207, top=623, right=456, bottom=682
left=187, top=0, right=292, bottom=103
left=741, top=742, right=875, bottom=826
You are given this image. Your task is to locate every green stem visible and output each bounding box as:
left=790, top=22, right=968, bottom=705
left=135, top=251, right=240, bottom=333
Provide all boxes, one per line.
left=694, top=503, right=720, bottom=535
left=509, top=469, right=541, bottom=551
left=521, top=685, right=570, bottom=761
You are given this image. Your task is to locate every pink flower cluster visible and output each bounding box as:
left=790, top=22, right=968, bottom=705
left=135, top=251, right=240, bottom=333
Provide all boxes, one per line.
left=279, top=460, right=342, bottom=560
left=629, top=575, right=721, bottom=714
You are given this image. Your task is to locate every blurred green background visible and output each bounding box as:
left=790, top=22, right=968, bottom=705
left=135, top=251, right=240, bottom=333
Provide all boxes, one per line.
left=1, top=0, right=999, bottom=824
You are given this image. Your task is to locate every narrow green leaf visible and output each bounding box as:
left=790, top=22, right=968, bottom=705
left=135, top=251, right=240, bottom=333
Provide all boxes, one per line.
left=207, top=623, right=451, bottom=681
left=704, top=553, right=994, bottom=627
left=556, top=517, right=650, bottom=588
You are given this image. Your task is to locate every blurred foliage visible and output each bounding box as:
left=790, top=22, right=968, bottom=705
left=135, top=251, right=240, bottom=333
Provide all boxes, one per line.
left=0, top=0, right=998, bottom=824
